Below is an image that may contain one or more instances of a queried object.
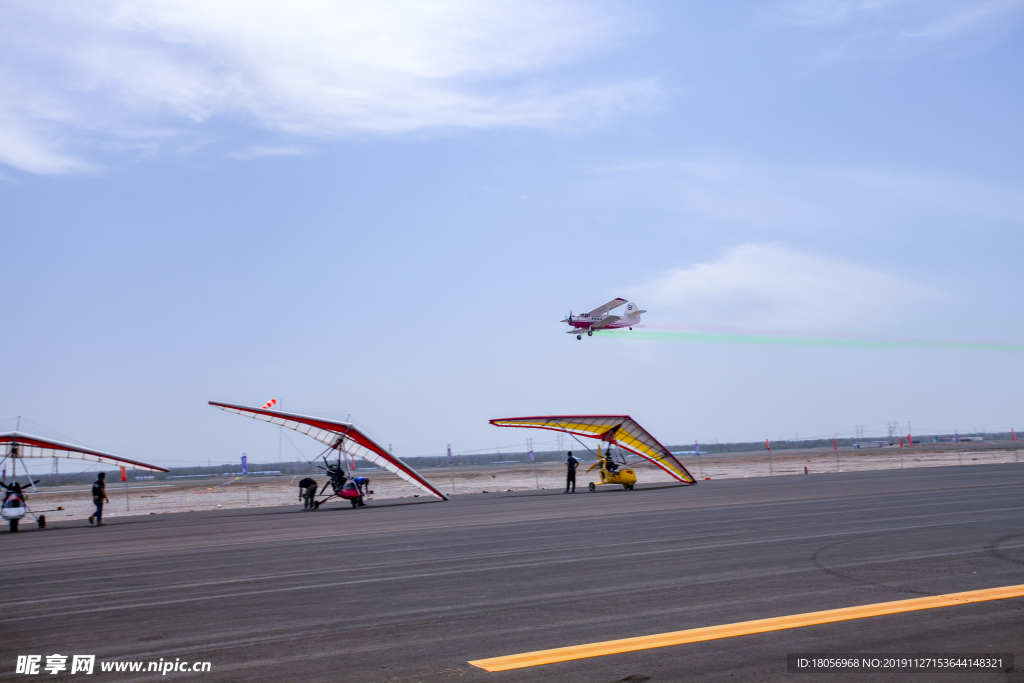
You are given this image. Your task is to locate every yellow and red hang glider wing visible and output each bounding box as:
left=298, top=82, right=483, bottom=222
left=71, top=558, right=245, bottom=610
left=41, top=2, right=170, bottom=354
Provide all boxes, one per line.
left=489, top=415, right=696, bottom=484
left=209, top=401, right=448, bottom=501
left=0, top=432, right=168, bottom=472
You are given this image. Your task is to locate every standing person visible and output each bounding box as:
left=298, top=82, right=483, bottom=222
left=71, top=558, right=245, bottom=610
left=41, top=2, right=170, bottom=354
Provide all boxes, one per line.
left=298, top=477, right=318, bottom=509
left=565, top=452, right=580, bottom=493
left=88, top=472, right=109, bottom=526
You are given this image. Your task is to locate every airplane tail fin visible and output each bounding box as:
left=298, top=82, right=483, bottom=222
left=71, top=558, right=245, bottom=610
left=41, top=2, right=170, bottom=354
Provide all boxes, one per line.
left=624, top=302, right=646, bottom=318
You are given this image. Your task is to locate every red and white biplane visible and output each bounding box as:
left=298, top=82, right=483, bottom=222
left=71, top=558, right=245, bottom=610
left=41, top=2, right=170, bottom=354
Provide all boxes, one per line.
left=562, top=298, right=646, bottom=340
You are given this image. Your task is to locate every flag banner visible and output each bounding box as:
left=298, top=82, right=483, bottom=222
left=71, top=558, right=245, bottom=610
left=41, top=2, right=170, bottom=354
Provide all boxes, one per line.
left=120, top=466, right=126, bottom=482
left=447, top=444, right=452, bottom=465
left=833, top=435, right=838, bottom=450
left=1013, top=429, right=1017, bottom=443
left=529, top=447, right=535, bottom=463
left=695, top=441, right=700, bottom=456
left=240, top=453, right=248, bottom=475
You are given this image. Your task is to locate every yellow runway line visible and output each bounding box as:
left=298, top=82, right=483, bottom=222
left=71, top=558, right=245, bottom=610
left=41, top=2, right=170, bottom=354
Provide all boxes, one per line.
left=469, top=583, right=1024, bottom=672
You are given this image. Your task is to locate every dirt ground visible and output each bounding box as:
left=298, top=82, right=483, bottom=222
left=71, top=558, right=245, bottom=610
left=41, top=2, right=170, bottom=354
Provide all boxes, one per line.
left=17, top=445, right=1023, bottom=524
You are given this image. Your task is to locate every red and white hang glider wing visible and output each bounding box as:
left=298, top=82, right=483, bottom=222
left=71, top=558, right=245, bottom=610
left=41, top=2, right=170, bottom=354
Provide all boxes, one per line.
left=489, top=415, right=696, bottom=484
left=209, top=401, right=448, bottom=501
left=586, top=298, right=627, bottom=317
left=0, top=432, right=168, bottom=472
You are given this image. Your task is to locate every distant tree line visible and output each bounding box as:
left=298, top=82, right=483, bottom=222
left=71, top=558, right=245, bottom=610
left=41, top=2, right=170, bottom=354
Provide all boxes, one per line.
left=18, top=431, right=1017, bottom=487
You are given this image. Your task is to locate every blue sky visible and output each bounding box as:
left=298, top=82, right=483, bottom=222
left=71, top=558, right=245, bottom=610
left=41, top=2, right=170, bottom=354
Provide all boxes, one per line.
left=2, top=0, right=1022, bottom=468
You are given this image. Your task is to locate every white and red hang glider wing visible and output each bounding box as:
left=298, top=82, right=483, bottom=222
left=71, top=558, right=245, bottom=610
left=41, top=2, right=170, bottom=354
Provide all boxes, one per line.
left=0, top=432, right=168, bottom=472
left=209, top=401, right=448, bottom=501
left=489, top=415, right=696, bottom=484
left=586, top=298, right=627, bottom=317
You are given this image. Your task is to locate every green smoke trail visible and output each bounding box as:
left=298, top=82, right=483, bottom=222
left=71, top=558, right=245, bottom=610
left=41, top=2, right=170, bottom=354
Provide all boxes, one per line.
left=593, top=329, right=1024, bottom=352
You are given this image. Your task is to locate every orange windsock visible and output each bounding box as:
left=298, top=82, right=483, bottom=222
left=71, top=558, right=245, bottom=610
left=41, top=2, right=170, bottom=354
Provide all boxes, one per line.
left=765, top=438, right=770, bottom=451
left=262, top=399, right=277, bottom=410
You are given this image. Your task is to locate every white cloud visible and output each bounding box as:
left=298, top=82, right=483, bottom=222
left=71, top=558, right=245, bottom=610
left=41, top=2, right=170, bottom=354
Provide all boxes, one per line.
left=0, top=0, right=654, bottom=173
left=0, top=73, right=96, bottom=175
left=0, top=113, right=93, bottom=175
left=230, top=145, right=311, bottom=161
left=779, top=0, right=1024, bottom=57
left=782, top=0, right=906, bottom=27
left=635, top=244, right=936, bottom=330
left=600, top=157, right=836, bottom=230
left=903, top=0, right=1023, bottom=39
left=597, top=156, right=1024, bottom=232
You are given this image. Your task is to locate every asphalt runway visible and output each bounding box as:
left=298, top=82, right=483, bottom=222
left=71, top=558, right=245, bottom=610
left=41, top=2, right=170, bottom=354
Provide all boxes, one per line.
left=3, top=465, right=1023, bottom=682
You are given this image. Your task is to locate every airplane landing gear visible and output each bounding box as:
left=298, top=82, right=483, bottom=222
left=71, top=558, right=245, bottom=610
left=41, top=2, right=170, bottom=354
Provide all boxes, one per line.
left=587, top=331, right=592, bottom=337
left=577, top=335, right=581, bottom=340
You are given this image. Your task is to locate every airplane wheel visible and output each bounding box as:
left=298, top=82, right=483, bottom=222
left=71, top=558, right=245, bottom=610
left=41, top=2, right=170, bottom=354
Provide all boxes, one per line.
left=587, top=331, right=592, bottom=337
left=588, top=482, right=595, bottom=492
left=9, top=519, right=18, bottom=533
left=577, top=335, right=581, bottom=340
left=38, top=515, right=46, bottom=529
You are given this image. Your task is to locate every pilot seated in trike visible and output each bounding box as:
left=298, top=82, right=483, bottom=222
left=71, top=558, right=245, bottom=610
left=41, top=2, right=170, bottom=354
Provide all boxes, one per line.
left=586, top=446, right=637, bottom=491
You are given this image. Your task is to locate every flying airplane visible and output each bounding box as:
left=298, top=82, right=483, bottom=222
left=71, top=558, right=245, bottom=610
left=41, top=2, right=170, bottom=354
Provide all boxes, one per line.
left=561, top=298, right=646, bottom=340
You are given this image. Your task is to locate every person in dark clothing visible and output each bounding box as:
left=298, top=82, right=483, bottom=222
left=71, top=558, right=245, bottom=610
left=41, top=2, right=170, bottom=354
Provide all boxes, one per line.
left=298, top=477, right=318, bottom=509
left=565, top=452, right=580, bottom=493
left=605, top=456, right=619, bottom=474
left=88, top=472, right=109, bottom=526
left=323, top=464, right=347, bottom=495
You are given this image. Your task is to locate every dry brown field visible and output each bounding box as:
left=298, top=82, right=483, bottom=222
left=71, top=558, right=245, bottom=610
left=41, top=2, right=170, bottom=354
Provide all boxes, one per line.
left=21, top=442, right=1022, bottom=523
